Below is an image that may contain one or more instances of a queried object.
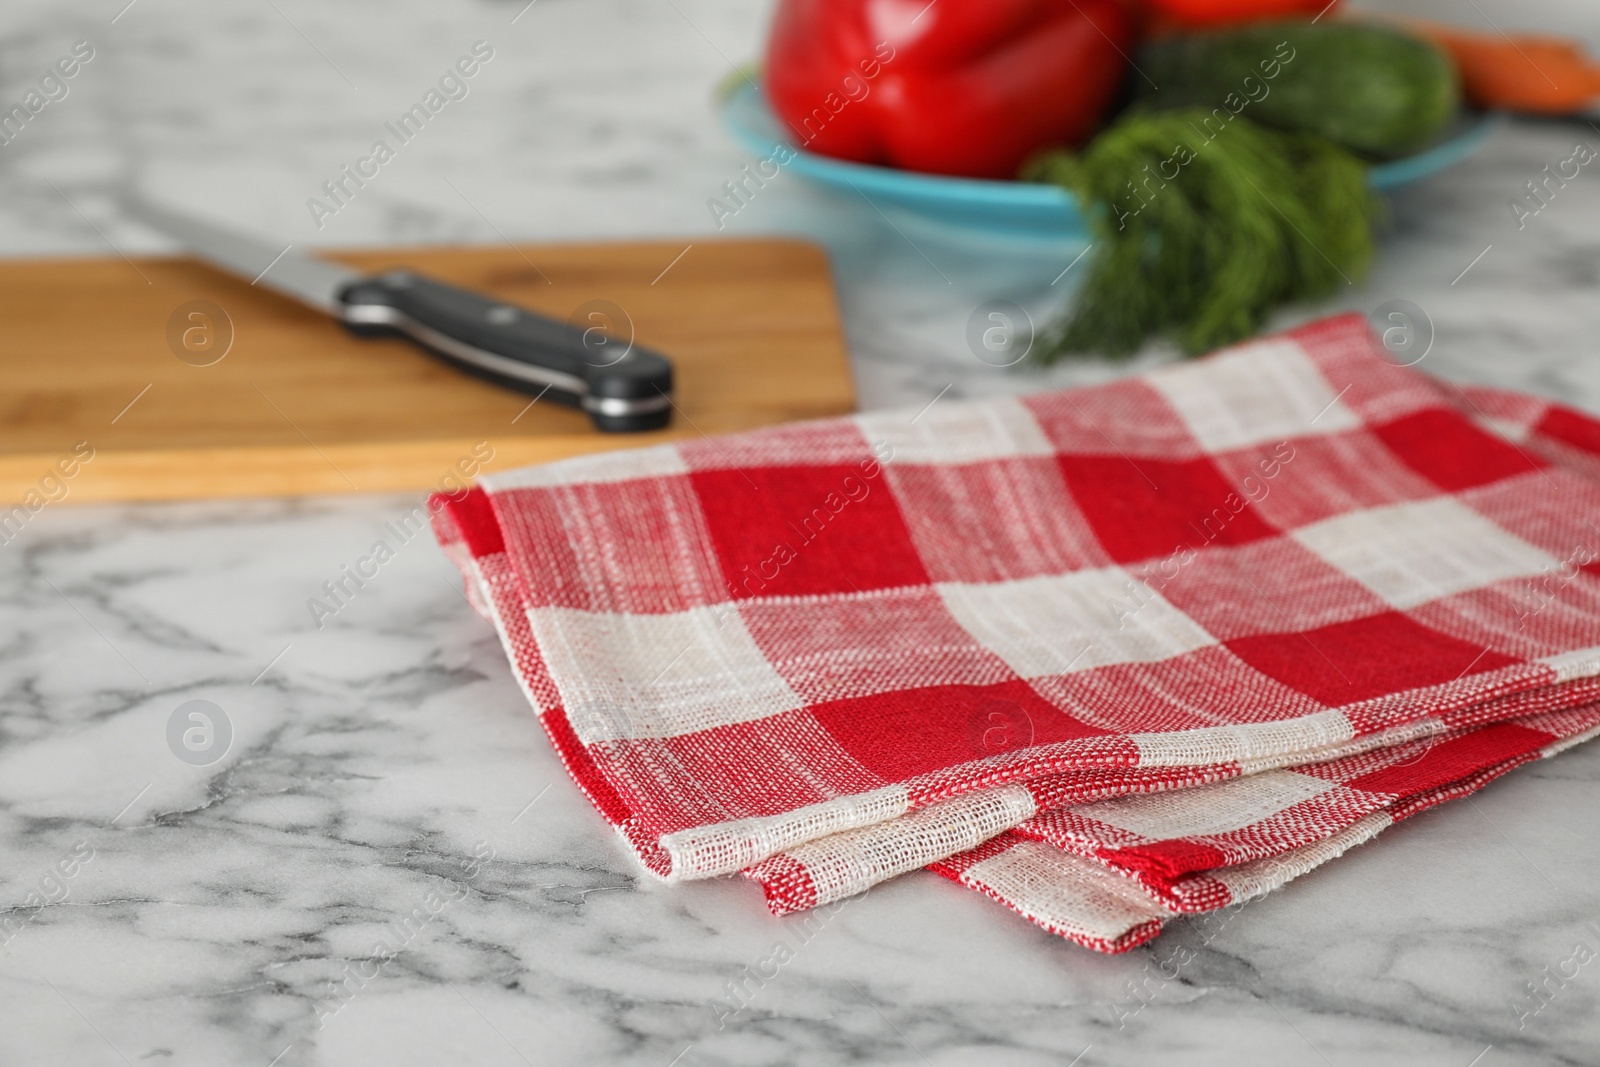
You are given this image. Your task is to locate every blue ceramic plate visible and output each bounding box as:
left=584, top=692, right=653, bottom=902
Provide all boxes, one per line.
left=720, top=80, right=1497, bottom=240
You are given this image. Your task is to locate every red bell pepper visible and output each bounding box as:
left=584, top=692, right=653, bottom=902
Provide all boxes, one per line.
left=764, top=0, right=1133, bottom=180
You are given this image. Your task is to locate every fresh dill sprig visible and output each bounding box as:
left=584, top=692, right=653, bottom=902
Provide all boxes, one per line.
left=1024, top=109, right=1380, bottom=360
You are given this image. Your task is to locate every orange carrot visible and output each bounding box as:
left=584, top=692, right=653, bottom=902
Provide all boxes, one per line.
left=1403, top=18, right=1600, bottom=114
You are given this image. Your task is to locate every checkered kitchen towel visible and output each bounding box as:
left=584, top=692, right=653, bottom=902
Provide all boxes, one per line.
left=918, top=380, right=1600, bottom=951
left=935, top=702, right=1600, bottom=952
left=747, top=676, right=1600, bottom=916
left=433, top=312, right=1600, bottom=920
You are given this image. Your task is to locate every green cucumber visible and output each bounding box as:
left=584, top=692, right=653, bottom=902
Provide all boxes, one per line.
left=1136, top=22, right=1460, bottom=159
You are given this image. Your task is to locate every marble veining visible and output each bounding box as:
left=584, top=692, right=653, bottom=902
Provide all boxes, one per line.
left=2, top=0, right=1599, bottom=1063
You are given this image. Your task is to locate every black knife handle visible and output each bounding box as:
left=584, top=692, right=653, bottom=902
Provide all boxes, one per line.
left=338, top=270, right=673, bottom=433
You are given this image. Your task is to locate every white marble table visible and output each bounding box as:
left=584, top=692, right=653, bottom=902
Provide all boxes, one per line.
left=3, top=1, right=1599, bottom=1064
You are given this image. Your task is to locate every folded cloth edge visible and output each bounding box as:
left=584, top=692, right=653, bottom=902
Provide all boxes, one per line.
left=936, top=712, right=1600, bottom=953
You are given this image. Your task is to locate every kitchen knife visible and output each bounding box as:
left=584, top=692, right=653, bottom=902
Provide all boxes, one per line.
left=124, top=198, right=674, bottom=432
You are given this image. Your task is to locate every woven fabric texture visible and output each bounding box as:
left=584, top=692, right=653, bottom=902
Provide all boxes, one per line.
left=933, top=703, right=1600, bottom=951
left=432, top=312, right=1600, bottom=947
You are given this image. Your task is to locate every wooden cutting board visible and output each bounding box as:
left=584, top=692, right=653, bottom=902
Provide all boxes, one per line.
left=0, top=239, right=855, bottom=503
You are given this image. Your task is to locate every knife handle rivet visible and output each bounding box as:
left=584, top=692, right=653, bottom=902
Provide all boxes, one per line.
left=486, top=305, right=519, bottom=325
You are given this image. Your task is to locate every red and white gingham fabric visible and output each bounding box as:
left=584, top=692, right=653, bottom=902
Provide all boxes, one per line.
left=742, top=671, right=1600, bottom=914
left=1018, top=704, right=1600, bottom=902
left=432, top=312, right=1600, bottom=945
left=917, top=380, right=1600, bottom=952
left=934, top=703, right=1600, bottom=953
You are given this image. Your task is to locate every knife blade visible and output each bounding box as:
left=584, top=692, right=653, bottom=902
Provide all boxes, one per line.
left=124, top=198, right=673, bottom=433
